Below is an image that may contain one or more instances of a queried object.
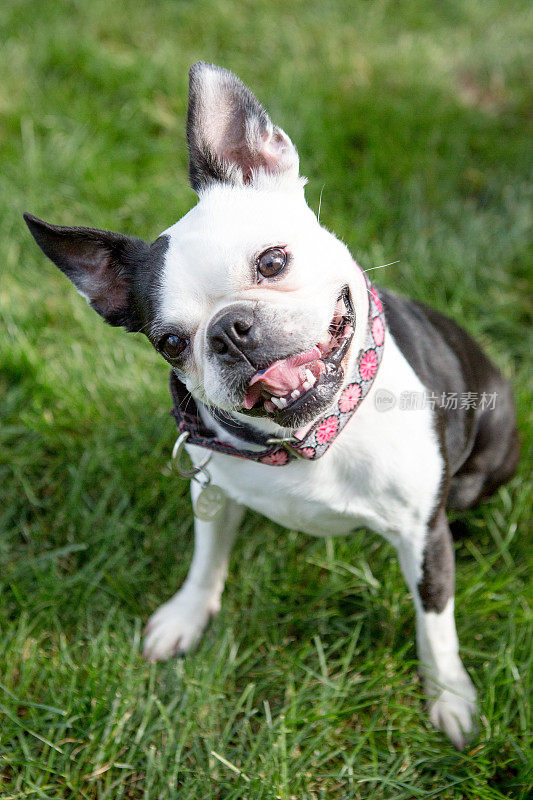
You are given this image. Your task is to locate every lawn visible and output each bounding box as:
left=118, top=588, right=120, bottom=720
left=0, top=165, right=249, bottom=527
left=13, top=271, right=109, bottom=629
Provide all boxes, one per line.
left=0, top=0, right=532, bottom=797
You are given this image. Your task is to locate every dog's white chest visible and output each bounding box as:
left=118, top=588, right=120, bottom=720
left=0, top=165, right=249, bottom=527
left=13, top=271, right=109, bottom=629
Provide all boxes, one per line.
left=205, top=452, right=379, bottom=536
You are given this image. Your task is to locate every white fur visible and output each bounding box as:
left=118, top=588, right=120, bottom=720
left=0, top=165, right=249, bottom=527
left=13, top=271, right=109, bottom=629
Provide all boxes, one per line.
left=416, top=599, right=477, bottom=750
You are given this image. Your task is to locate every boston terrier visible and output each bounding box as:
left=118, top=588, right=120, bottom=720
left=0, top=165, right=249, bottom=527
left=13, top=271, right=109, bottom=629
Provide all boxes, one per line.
left=24, top=62, right=519, bottom=749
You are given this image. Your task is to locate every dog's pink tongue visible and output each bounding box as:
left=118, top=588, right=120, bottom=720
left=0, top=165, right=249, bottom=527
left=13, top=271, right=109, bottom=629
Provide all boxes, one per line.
left=243, top=347, right=321, bottom=409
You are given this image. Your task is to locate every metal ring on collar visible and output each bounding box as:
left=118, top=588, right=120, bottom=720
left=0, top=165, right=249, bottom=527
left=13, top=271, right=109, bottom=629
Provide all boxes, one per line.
left=171, top=431, right=211, bottom=477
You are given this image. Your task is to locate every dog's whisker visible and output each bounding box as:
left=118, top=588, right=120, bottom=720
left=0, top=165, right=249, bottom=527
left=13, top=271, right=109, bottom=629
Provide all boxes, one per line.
left=211, top=409, right=240, bottom=430
left=363, top=260, right=400, bottom=273
left=317, top=184, right=325, bottom=223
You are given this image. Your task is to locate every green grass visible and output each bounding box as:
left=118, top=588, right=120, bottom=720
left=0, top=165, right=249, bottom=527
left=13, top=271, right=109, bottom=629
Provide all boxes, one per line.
left=1, top=0, right=532, bottom=797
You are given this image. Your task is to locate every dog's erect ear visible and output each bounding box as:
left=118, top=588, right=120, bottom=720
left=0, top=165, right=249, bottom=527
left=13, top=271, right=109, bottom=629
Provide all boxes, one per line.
left=186, top=62, right=300, bottom=192
left=23, top=213, right=150, bottom=330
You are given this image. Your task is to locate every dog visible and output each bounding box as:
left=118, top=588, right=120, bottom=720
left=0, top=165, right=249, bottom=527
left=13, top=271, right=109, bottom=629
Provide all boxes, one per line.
left=24, top=62, right=519, bottom=749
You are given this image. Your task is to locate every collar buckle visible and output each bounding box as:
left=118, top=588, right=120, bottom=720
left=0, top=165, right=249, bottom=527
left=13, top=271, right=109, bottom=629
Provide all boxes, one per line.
left=266, top=436, right=306, bottom=460
left=265, top=436, right=297, bottom=445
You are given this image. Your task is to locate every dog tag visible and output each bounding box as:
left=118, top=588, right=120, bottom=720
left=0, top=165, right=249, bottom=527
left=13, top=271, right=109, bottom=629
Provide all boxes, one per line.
left=194, top=484, right=225, bottom=521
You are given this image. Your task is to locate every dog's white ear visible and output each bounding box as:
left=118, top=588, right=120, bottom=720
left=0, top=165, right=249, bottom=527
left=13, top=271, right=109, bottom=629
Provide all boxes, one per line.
left=23, top=213, right=149, bottom=330
left=186, top=62, right=299, bottom=192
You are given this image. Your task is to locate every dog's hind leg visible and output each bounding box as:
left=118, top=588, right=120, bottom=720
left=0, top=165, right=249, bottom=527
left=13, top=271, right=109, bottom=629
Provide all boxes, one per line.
left=143, top=485, right=245, bottom=662
left=448, top=377, right=520, bottom=511
left=396, top=509, right=477, bottom=749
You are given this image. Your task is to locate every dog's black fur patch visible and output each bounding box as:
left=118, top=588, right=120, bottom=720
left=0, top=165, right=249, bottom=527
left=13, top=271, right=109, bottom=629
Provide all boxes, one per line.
left=418, top=509, right=455, bottom=614
left=24, top=213, right=168, bottom=333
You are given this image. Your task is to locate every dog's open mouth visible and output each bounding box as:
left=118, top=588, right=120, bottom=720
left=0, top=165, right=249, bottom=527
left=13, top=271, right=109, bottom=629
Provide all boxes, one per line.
left=243, top=287, right=354, bottom=420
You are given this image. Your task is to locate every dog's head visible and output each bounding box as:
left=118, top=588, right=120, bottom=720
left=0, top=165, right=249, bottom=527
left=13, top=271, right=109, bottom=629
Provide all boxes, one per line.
left=25, top=63, right=369, bottom=431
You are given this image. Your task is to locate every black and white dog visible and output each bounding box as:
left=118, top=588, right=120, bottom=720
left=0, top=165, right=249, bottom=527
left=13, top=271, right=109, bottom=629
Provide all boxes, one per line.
left=24, top=63, right=519, bottom=748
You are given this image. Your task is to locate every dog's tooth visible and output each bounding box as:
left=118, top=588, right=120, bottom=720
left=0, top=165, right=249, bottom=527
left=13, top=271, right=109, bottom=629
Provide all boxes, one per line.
left=271, top=397, right=283, bottom=409
left=302, top=380, right=311, bottom=391
left=305, top=369, right=316, bottom=386
left=277, top=397, right=288, bottom=409
left=291, top=390, right=300, bottom=399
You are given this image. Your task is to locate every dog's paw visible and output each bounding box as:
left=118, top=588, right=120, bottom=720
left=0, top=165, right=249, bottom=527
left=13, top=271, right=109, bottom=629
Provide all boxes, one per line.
left=143, top=586, right=221, bottom=662
left=426, top=671, right=478, bottom=750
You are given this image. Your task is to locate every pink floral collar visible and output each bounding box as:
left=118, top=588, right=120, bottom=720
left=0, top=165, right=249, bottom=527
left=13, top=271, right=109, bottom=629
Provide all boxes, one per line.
left=170, top=276, right=385, bottom=466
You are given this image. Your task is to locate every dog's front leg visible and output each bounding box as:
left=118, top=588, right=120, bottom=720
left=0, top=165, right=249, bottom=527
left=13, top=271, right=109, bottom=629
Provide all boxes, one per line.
left=396, top=509, right=477, bottom=749
left=143, top=484, right=244, bottom=662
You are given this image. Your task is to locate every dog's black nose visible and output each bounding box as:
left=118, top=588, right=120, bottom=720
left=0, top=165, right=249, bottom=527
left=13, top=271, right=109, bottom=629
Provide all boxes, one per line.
left=208, top=304, right=261, bottom=363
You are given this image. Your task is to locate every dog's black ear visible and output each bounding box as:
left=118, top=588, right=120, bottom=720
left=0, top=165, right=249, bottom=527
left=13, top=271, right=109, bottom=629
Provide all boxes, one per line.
left=186, top=62, right=299, bottom=192
left=23, top=213, right=149, bottom=330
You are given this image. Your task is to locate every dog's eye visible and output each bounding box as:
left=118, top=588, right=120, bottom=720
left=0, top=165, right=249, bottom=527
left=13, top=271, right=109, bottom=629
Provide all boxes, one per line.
left=158, top=334, right=187, bottom=360
left=257, top=247, right=287, bottom=278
